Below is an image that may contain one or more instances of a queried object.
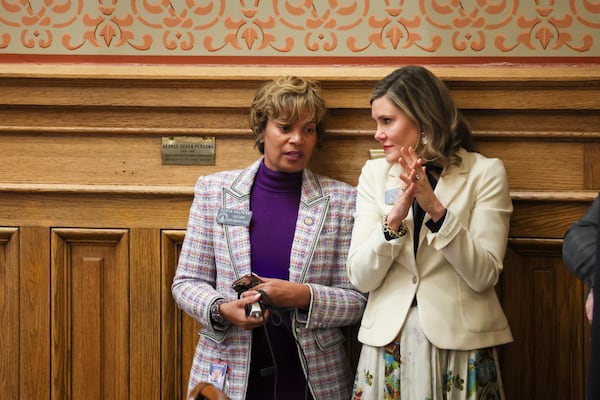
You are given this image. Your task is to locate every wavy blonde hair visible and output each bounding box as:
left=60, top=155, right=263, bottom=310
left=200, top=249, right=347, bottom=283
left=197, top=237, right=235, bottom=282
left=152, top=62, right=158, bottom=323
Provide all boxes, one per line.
left=370, top=65, right=476, bottom=168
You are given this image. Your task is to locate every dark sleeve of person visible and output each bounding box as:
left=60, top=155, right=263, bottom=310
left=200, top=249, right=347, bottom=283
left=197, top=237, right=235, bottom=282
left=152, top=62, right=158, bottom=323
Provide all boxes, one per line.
left=587, top=198, right=600, bottom=400
left=563, top=193, right=600, bottom=288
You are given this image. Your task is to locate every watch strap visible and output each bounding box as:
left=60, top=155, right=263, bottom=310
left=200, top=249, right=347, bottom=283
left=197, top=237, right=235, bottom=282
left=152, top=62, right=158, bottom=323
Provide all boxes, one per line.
left=210, top=298, right=229, bottom=329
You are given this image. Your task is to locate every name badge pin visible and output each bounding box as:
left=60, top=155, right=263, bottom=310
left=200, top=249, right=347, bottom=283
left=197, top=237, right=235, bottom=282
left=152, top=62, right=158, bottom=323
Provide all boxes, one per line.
left=385, top=188, right=400, bottom=205
left=216, top=208, right=252, bottom=227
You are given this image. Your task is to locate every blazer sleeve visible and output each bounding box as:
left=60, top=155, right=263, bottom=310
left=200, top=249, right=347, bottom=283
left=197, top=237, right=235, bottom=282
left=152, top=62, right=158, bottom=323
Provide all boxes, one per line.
left=171, top=175, right=228, bottom=336
left=347, top=160, right=411, bottom=293
left=299, top=179, right=367, bottom=329
left=563, top=193, right=600, bottom=287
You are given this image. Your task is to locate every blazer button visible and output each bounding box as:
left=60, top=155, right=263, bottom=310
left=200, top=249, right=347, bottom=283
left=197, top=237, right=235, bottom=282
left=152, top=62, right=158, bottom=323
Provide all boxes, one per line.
left=412, top=276, right=417, bottom=284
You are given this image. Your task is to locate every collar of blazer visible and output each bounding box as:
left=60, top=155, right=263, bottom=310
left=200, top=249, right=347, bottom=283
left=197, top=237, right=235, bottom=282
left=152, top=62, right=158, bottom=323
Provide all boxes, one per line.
left=220, top=158, right=331, bottom=282
left=225, top=158, right=326, bottom=205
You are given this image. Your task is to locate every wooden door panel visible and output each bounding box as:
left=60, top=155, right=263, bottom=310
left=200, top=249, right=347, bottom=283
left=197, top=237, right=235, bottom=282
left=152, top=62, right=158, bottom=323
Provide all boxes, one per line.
left=20, top=226, right=51, bottom=400
left=51, top=229, right=129, bottom=400
left=162, top=230, right=201, bottom=400
left=501, top=240, right=589, bottom=400
left=130, top=228, right=161, bottom=400
left=0, top=228, right=19, bottom=398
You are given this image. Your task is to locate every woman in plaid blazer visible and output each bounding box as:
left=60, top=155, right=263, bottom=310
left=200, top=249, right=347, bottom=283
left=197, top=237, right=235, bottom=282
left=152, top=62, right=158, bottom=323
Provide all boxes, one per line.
left=172, top=76, right=366, bottom=400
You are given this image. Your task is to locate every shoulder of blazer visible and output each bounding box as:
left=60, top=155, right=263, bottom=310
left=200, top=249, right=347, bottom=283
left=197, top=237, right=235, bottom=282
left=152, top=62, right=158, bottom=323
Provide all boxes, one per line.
left=442, top=148, right=504, bottom=178
left=223, top=159, right=262, bottom=197
left=360, top=157, right=397, bottom=179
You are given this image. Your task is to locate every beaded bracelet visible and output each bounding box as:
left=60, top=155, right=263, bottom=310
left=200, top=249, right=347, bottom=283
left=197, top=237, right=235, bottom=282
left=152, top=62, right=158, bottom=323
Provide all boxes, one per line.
left=383, top=216, right=408, bottom=241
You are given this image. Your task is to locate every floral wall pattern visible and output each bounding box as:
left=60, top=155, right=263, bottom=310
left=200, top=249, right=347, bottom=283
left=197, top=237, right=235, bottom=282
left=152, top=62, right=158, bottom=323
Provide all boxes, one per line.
left=0, top=0, right=599, bottom=64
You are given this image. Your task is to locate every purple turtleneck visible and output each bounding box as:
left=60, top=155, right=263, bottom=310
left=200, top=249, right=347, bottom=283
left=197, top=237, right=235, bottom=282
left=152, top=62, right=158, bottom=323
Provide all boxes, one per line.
left=245, top=160, right=313, bottom=400
left=249, top=160, right=302, bottom=279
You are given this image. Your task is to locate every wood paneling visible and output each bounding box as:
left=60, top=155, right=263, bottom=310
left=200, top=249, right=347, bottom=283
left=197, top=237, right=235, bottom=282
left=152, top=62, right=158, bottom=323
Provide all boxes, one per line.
left=130, top=228, right=161, bottom=400
left=502, top=240, right=589, bottom=400
left=18, top=227, right=52, bottom=399
left=0, top=64, right=598, bottom=399
left=161, top=230, right=201, bottom=400
left=51, top=229, right=129, bottom=399
left=0, top=228, right=19, bottom=397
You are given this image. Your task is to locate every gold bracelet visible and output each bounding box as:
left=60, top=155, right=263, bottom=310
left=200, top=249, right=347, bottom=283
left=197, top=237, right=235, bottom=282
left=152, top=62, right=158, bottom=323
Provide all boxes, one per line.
left=383, top=216, right=407, bottom=240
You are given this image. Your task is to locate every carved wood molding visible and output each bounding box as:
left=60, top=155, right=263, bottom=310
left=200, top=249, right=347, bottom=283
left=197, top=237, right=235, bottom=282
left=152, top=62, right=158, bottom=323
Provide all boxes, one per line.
left=2, top=64, right=600, bottom=82
left=1, top=65, right=599, bottom=110
left=1, top=183, right=597, bottom=203
left=0, top=183, right=194, bottom=196
left=507, top=238, right=563, bottom=257
left=2, top=126, right=599, bottom=140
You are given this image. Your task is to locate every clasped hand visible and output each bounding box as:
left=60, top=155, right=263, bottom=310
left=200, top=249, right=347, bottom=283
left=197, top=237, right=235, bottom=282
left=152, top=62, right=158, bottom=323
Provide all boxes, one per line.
left=388, top=146, right=445, bottom=226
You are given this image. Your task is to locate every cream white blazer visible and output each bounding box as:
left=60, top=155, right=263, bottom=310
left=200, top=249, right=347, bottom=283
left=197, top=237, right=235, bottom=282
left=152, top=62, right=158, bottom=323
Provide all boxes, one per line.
left=347, top=148, right=513, bottom=350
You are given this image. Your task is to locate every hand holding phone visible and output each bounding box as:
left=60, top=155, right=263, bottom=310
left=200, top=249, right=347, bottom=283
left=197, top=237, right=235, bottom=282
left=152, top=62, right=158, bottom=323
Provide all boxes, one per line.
left=232, top=273, right=265, bottom=318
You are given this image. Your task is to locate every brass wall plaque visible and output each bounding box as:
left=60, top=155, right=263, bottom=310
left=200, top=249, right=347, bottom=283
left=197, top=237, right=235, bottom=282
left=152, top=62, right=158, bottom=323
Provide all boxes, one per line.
left=162, top=136, right=215, bottom=165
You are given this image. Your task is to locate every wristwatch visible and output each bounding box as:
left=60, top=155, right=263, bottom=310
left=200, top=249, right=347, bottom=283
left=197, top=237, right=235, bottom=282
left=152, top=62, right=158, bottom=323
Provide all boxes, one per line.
left=210, top=298, right=229, bottom=329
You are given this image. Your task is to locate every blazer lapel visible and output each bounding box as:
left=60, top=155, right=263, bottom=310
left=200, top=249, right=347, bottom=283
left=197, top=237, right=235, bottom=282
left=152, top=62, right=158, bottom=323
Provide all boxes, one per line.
left=416, top=150, right=470, bottom=249
left=289, top=170, right=329, bottom=283
left=221, top=161, right=260, bottom=278
left=432, top=150, right=470, bottom=211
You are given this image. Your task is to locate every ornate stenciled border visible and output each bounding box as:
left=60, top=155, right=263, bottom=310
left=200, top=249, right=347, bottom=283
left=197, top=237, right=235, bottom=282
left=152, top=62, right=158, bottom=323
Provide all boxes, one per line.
left=0, top=1, right=599, bottom=64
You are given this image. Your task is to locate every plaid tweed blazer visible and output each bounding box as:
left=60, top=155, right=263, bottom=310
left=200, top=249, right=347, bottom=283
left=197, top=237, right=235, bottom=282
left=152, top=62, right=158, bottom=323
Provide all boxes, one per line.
left=172, top=159, right=366, bottom=400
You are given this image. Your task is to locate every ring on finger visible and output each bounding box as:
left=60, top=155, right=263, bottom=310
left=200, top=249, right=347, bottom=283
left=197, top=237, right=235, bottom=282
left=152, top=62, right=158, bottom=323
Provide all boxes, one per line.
left=415, top=174, right=421, bottom=181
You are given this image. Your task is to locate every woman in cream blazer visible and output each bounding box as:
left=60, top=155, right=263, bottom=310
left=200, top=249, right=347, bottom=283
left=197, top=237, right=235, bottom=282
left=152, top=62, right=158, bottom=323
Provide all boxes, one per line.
left=347, top=65, right=513, bottom=400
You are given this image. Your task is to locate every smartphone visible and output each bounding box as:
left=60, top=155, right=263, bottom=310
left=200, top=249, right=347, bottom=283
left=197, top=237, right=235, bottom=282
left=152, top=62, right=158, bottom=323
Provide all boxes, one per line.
left=232, top=273, right=263, bottom=294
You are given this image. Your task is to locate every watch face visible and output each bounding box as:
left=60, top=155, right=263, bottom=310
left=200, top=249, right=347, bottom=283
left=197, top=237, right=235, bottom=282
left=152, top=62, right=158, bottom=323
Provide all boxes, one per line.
left=211, top=299, right=227, bottom=324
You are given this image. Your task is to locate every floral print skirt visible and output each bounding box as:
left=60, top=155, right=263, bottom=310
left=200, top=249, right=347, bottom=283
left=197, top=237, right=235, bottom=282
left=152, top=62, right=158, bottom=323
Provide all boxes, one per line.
left=351, top=307, right=505, bottom=400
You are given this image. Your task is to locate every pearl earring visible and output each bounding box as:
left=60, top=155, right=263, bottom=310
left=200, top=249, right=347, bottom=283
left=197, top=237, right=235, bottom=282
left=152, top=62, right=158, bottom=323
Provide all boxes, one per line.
left=421, top=131, right=429, bottom=145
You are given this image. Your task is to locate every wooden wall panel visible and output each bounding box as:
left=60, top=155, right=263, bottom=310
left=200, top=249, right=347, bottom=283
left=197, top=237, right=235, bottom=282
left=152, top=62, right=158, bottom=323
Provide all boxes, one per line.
left=0, top=192, right=193, bottom=229
left=161, top=230, right=185, bottom=400
left=161, top=230, right=201, bottom=400
left=0, top=64, right=599, bottom=399
left=20, top=226, right=51, bottom=400
left=130, top=228, right=161, bottom=400
left=502, top=240, right=589, bottom=400
left=585, top=143, right=600, bottom=189
left=478, top=141, right=583, bottom=191
left=51, top=229, right=129, bottom=400
left=0, top=228, right=19, bottom=397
